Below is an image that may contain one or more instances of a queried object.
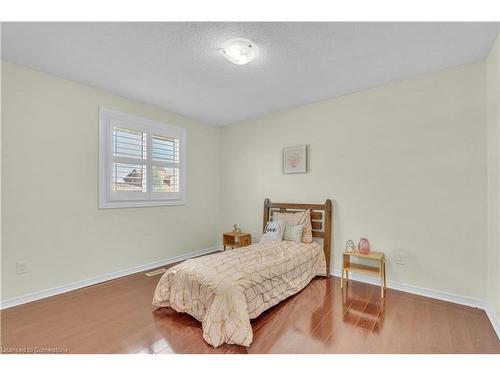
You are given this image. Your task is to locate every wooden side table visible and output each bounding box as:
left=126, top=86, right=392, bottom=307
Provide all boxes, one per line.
left=341, top=250, right=386, bottom=298
left=223, top=232, right=251, bottom=251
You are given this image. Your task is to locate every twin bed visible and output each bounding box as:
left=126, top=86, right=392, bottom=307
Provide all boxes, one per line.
left=152, top=198, right=332, bottom=347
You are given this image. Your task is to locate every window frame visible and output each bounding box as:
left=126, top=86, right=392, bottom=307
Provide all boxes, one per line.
left=98, top=107, right=186, bottom=208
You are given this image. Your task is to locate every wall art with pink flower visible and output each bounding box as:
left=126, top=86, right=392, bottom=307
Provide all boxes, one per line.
left=283, top=145, right=307, bottom=174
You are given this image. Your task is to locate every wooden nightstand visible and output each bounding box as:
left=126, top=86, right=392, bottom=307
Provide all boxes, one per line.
left=341, top=250, right=386, bottom=298
left=223, top=232, right=251, bottom=251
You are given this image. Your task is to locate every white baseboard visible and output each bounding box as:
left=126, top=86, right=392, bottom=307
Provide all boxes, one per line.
left=331, top=269, right=499, bottom=340
left=1, top=253, right=498, bottom=341
left=0, top=246, right=220, bottom=310
left=331, top=269, right=485, bottom=308
left=485, top=305, right=500, bottom=340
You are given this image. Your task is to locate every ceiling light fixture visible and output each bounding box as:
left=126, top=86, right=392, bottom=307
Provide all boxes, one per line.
left=221, top=38, right=257, bottom=65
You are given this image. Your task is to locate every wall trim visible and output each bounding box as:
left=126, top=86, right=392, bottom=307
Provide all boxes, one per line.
left=331, top=269, right=499, bottom=340
left=0, top=246, right=220, bottom=310
left=485, top=304, right=500, bottom=340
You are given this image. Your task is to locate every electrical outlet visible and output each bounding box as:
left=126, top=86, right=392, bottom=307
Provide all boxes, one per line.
left=395, top=252, right=406, bottom=265
left=16, top=261, right=28, bottom=274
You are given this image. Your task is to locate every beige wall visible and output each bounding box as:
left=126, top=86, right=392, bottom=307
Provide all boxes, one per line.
left=220, top=61, right=487, bottom=299
left=1, top=57, right=493, bottom=304
left=1, top=62, right=221, bottom=300
left=487, top=33, right=500, bottom=319
left=0, top=57, right=3, bottom=303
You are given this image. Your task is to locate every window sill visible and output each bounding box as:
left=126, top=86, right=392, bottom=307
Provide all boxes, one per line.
left=98, top=199, right=186, bottom=209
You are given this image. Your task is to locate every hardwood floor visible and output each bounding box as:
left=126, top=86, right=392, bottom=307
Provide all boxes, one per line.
left=1, top=268, right=499, bottom=354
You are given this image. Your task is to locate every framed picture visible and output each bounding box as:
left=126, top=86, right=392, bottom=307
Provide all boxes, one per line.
left=283, top=145, right=307, bottom=174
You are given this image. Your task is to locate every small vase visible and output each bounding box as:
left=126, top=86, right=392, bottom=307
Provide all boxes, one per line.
left=358, top=238, right=371, bottom=254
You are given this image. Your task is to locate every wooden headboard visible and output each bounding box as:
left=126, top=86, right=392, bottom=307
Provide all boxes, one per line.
left=263, top=198, right=333, bottom=275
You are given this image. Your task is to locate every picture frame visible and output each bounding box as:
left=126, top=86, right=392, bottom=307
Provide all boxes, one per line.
left=283, top=145, right=307, bottom=174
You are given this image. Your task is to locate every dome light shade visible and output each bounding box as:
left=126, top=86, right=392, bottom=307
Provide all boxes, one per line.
left=222, top=38, right=257, bottom=65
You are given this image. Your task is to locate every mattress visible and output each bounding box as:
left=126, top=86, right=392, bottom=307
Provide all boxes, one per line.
left=152, top=240, right=326, bottom=347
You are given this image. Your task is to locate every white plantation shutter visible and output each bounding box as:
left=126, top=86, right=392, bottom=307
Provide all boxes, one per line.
left=99, top=108, right=186, bottom=208
left=151, top=135, right=181, bottom=197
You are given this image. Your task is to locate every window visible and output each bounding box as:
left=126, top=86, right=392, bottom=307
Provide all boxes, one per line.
left=98, top=108, right=186, bottom=208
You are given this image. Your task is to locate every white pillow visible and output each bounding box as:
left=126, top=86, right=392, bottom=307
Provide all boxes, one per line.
left=283, top=224, right=304, bottom=243
left=261, top=220, right=286, bottom=242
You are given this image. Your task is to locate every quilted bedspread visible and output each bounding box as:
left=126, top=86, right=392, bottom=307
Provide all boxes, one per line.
left=152, top=240, right=326, bottom=347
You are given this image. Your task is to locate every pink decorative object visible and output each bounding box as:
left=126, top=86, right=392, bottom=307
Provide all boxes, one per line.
left=358, top=238, right=371, bottom=254
left=287, top=152, right=302, bottom=168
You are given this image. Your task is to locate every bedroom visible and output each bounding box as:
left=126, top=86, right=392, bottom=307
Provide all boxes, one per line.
left=1, top=0, right=500, bottom=372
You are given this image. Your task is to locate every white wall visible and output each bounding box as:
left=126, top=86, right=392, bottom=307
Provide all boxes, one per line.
left=220, top=61, right=487, bottom=299
left=1, top=62, right=221, bottom=300
left=487, top=33, right=500, bottom=320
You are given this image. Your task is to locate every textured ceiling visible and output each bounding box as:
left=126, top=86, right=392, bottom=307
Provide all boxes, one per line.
left=2, top=22, right=499, bottom=125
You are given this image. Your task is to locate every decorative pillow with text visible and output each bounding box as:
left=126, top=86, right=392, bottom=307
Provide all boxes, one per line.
left=260, top=220, right=286, bottom=242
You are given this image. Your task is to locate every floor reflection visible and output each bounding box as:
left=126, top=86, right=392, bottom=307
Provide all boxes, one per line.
left=151, top=307, right=246, bottom=353
left=247, top=276, right=332, bottom=353
left=150, top=277, right=333, bottom=353
left=142, top=277, right=500, bottom=353
left=148, top=277, right=388, bottom=353
left=342, top=281, right=385, bottom=332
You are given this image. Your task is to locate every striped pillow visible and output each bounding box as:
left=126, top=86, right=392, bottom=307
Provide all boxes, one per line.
left=283, top=224, right=304, bottom=243
left=273, top=209, right=313, bottom=243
